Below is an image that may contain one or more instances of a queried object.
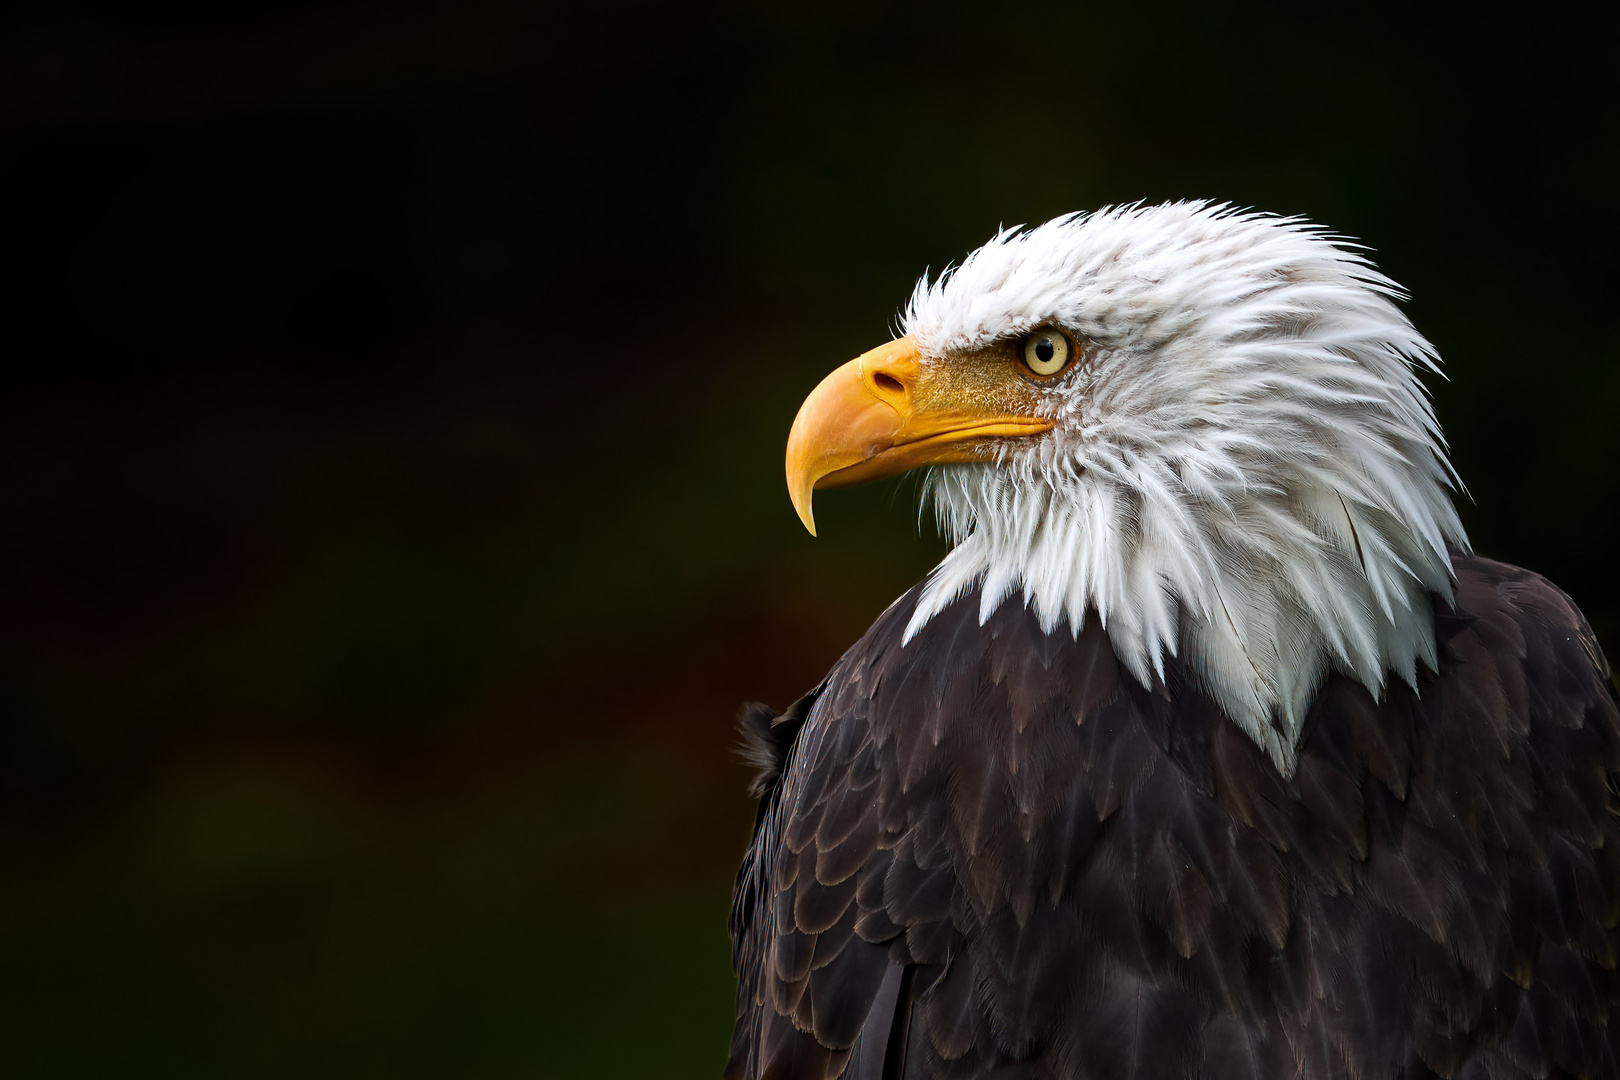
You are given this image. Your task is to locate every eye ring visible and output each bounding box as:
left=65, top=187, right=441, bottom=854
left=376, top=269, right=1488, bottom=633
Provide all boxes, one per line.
left=1020, top=328, right=1073, bottom=377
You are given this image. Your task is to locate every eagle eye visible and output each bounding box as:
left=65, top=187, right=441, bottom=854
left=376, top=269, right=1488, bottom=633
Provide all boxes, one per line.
left=1020, top=329, right=1072, bottom=377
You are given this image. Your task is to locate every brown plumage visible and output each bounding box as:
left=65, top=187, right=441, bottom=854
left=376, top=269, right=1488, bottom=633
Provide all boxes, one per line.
left=727, top=554, right=1620, bottom=1079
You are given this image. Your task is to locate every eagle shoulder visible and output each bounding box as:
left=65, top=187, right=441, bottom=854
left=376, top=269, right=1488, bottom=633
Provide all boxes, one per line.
left=727, top=558, right=1620, bottom=1080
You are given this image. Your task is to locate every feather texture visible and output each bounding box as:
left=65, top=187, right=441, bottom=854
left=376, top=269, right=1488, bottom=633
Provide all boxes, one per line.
left=901, top=204, right=1467, bottom=773
left=727, top=555, right=1620, bottom=1080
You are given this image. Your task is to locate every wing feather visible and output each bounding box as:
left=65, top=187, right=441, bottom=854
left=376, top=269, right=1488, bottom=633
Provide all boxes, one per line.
left=727, top=555, right=1620, bottom=1078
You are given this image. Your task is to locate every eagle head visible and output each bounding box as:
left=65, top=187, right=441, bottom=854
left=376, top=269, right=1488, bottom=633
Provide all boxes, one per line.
left=785, top=202, right=1467, bottom=773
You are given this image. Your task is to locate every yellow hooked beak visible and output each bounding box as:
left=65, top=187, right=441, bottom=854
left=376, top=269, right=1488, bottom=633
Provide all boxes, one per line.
left=785, top=336, right=1054, bottom=535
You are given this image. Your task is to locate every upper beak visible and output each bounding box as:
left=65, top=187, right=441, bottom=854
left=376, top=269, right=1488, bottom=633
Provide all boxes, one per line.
left=784, top=335, right=1053, bottom=534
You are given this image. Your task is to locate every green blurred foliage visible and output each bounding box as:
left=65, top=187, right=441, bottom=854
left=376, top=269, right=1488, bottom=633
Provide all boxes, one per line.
left=0, top=1, right=1614, bottom=1077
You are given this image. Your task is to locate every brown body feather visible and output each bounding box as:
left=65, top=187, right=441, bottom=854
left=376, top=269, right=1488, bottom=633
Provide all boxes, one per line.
left=727, top=554, right=1620, bottom=1079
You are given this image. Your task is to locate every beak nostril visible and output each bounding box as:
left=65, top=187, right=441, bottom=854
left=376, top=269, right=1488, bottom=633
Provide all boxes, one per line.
left=873, top=372, right=905, bottom=395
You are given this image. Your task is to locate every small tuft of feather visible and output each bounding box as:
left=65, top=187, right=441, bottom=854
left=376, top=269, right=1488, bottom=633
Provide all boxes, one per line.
left=737, top=702, right=796, bottom=798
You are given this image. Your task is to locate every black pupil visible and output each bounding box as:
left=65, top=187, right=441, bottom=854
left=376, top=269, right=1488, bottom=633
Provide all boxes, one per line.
left=1035, top=338, right=1055, bottom=363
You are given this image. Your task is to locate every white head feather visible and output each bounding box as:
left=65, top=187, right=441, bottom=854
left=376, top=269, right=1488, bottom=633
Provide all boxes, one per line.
left=899, top=202, right=1467, bottom=775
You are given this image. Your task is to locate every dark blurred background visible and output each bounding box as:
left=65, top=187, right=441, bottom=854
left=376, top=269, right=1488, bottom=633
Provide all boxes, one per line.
left=0, top=1, right=1614, bottom=1076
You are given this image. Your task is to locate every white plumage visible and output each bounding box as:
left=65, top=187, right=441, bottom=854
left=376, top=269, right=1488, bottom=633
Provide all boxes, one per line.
left=900, top=202, right=1468, bottom=773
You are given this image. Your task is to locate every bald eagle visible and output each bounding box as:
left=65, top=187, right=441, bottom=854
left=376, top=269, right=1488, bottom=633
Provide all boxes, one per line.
left=725, top=203, right=1620, bottom=1080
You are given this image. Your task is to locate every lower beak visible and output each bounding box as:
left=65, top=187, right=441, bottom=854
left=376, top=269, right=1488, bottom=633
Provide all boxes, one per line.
left=784, top=336, right=1052, bottom=534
